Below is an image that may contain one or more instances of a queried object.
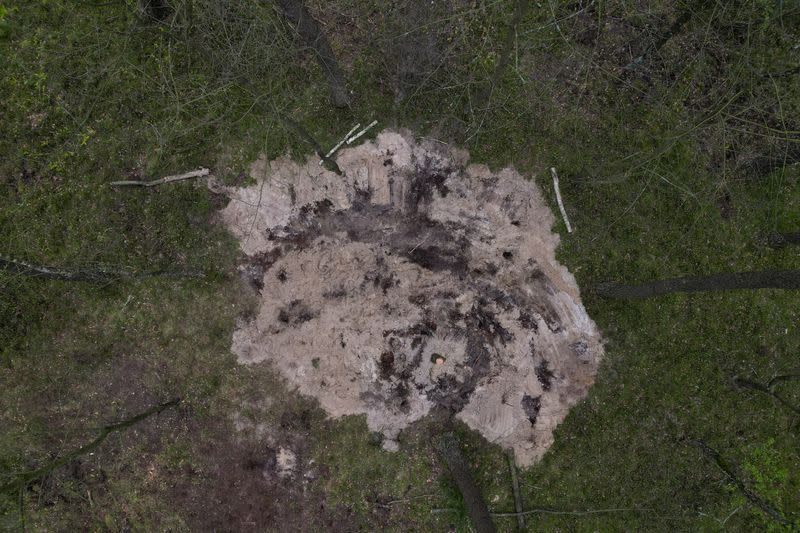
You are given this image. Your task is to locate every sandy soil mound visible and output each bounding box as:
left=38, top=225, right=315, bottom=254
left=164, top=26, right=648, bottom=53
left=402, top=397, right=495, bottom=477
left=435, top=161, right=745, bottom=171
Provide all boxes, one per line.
left=212, top=130, right=602, bottom=466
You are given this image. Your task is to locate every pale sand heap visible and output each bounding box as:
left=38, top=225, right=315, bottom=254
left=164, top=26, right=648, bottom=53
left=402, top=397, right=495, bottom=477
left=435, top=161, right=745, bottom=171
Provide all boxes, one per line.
left=212, top=130, right=603, bottom=467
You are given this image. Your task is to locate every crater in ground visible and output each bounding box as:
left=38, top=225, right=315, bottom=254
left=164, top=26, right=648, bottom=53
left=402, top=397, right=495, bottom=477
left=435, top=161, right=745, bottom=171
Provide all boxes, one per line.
left=212, top=130, right=603, bottom=467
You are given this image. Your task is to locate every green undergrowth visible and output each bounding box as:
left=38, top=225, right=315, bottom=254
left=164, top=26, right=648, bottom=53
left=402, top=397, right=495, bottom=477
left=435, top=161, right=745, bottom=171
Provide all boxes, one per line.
left=1, top=0, right=799, bottom=531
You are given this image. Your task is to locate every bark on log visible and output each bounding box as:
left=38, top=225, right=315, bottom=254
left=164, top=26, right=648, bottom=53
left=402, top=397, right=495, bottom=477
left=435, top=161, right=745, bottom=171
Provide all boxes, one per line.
left=597, top=269, right=800, bottom=300
left=275, top=0, right=350, bottom=108
left=437, top=433, right=497, bottom=533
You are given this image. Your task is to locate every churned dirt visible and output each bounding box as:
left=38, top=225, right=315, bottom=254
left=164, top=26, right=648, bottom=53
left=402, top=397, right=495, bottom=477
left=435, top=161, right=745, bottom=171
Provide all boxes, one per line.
left=211, top=130, right=603, bottom=467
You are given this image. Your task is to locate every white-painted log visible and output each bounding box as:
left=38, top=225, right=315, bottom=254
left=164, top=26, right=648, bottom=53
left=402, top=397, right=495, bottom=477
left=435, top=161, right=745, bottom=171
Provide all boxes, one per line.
left=346, top=120, right=378, bottom=145
left=111, top=168, right=210, bottom=187
left=550, top=167, right=573, bottom=233
left=320, top=123, right=361, bottom=165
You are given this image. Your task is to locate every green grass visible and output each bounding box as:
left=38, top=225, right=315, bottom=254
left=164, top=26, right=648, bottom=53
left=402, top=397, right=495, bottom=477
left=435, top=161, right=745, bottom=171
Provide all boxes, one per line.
left=1, top=0, right=799, bottom=531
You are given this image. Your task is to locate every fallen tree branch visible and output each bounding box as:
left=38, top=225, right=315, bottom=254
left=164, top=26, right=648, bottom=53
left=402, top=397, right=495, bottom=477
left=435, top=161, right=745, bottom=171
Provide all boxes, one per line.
left=623, top=6, right=696, bottom=71
left=1, top=398, right=180, bottom=494
left=734, top=374, right=800, bottom=416
left=0, top=254, right=205, bottom=283
left=0, top=254, right=114, bottom=282
left=317, top=120, right=378, bottom=166
left=597, top=269, right=800, bottom=299
left=690, top=439, right=792, bottom=527
left=506, top=451, right=525, bottom=531
left=110, top=167, right=210, bottom=187
left=768, top=373, right=800, bottom=389
left=275, top=0, right=350, bottom=108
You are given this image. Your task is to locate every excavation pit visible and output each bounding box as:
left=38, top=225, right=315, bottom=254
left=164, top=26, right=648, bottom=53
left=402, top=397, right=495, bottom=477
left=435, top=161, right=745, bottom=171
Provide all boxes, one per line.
left=214, top=130, right=603, bottom=466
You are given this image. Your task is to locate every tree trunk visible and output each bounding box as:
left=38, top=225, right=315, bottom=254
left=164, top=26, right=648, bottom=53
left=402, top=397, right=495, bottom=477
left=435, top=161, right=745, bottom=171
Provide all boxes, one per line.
left=597, top=269, right=800, bottom=299
left=437, top=433, right=497, bottom=533
left=275, top=0, right=350, bottom=108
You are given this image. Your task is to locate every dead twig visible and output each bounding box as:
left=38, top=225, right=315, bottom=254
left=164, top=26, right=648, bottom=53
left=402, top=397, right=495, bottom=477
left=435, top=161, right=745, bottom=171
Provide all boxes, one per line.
left=110, top=167, right=210, bottom=187
left=491, top=507, right=655, bottom=518
left=431, top=505, right=659, bottom=518
left=0, top=254, right=205, bottom=283
left=320, top=123, right=360, bottom=165
left=376, top=493, right=438, bottom=508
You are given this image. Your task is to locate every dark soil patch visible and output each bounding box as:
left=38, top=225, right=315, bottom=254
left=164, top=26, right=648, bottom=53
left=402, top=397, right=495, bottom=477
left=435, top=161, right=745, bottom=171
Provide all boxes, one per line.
left=277, top=299, right=318, bottom=326
left=172, top=420, right=355, bottom=533
left=535, top=359, right=555, bottom=391
left=521, top=395, right=542, bottom=426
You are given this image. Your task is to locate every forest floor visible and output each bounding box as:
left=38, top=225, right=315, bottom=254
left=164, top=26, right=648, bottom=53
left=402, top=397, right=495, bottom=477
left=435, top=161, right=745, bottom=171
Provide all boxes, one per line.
left=1, top=1, right=799, bottom=531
